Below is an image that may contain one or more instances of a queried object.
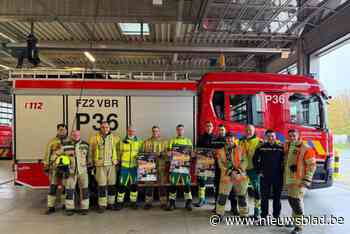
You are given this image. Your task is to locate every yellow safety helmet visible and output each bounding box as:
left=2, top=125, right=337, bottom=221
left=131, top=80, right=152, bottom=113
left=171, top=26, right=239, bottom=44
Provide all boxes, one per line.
left=55, top=154, right=70, bottom=167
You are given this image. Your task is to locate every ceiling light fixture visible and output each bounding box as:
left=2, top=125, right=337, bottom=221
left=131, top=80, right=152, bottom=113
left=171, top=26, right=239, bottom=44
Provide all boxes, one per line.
left=0, top=64, right=10, bottom=70
left=84, top=51, right=96, bottom=63
left=153, top=0, right=163, bottom=6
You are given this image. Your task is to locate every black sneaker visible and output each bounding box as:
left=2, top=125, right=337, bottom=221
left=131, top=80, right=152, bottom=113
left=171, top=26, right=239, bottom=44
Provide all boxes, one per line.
left=230, top=208, right=239, bottom=216
left=45, top=207, right=55, bottom=215
left=166, top=200, right=176, bottom=211
left=185, top=199, right=192, bottom=211
left=107, top=204, right=117, bottom=210
left=291, top=227, right=302, bottom=234
left=64, top=210, right=75, bottom=216
left=144, top=203, right=152, bottom=210
left=97, top=206, right=106, bottom=214
left=115, top=202, right=123, bottom=211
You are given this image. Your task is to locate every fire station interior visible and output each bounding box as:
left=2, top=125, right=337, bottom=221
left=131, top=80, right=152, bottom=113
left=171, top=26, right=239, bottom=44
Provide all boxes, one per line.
left=0, top=0, right=350, bottom=234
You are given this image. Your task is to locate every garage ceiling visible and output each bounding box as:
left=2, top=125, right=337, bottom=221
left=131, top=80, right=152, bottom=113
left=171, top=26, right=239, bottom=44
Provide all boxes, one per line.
left=0, top=0, right=348, bottom=76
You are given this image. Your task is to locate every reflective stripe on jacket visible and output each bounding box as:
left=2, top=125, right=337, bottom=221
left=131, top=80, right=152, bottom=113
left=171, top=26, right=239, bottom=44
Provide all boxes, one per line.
left=143, top=137, right=166, bottom=153
left=91, top=132, right=119, bottom=166
left=167, top=136, right=193, bottom=151
left=62, top=140, right=89, bottom=175
left=216, top=143, right=247, bottom=184
left=284, top=141, right=316, bottom=186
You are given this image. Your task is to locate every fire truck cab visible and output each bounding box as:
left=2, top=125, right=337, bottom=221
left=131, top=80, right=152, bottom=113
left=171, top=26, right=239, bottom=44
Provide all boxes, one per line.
left=198, top=72, right=333, bottom=188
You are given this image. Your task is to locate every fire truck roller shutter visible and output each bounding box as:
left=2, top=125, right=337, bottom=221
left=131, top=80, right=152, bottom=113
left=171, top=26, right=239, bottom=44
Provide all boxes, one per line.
left=130, top=96, right=196, bottom=142
left=15, top=95, right=64, bottom=160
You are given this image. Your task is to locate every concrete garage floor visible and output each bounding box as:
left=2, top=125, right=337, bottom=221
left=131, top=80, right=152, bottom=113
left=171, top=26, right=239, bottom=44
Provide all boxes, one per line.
left=0, top=160, right=349, bottom=234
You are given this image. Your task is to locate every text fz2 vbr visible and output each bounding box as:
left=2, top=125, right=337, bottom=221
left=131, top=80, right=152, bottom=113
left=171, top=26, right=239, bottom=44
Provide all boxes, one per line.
left=76, top=98, right=119, bottom=108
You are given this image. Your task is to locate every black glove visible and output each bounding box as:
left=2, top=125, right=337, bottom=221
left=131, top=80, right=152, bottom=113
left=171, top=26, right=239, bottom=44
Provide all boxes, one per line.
left=289, top=164, right=297, bottom=173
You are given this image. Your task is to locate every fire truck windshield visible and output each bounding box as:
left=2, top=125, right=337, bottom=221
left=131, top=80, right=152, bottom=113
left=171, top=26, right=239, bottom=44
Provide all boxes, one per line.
left=289, top=93, right=323, bottom=128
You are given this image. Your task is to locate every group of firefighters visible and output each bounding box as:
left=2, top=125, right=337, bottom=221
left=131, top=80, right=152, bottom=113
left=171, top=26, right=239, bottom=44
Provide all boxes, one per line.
left=43, top=120, right=316, bottom=234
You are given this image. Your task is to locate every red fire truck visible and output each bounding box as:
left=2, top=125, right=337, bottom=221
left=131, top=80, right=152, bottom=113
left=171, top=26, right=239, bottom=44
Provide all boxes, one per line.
left=0, top=124, right=12, bottom=159
left=11, top=70, right=333, bottom=189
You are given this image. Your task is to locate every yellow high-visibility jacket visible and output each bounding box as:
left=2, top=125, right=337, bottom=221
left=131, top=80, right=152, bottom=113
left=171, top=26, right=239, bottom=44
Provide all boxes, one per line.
left=239, top=135, right=262, bottom=170
left=119, top=136, right=143, bottom=168
left=90, top=132, right=119, bottom=167
left=167, top=136, right=193, bottom=151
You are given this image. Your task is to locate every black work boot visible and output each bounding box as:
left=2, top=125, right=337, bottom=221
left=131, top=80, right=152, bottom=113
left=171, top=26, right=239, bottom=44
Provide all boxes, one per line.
left=160, top=203, right=167, bottom=210
left=80, top=209, right=88, bottom=215
left=166, top=200, right=176, bottom=211
left=230, top=207, right=239, bottom=216
left=130, top=202, right=138, bottom=210
left=45, top=207, right=55, bottom=215
left=185, top=199, right=193, bottom=211
left=115, top=202, right=123, bottom=211
left=144, top=203, right=152, bottom=210
left=64, top=210, right=75, bottom=216
left=194, top=198, right=205, bottom=207
left=107, top=204, right=117, bottom=210
left=97, top=206, right=106, bottom=214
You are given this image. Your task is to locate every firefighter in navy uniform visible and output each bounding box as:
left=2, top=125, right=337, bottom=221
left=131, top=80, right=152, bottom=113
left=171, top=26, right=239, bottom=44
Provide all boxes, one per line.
left=195, top=121, right=216, bottom=207
left=43, top=123, right=69, bottom=215
left=62, top=130, right=90, bottom=216
left=209, top=124, right=227, bottom=212
left=215, top=125, right=226, bottom=148
left=253, top=129, right=284, bottom=222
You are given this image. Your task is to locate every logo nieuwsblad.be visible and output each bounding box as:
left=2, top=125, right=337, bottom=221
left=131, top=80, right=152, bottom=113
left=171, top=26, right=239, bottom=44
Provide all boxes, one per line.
left=209, top=215, right=345, bottom=226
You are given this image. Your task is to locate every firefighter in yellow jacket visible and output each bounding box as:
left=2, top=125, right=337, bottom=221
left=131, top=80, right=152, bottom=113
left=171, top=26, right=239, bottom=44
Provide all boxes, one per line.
left=167, top=124, right=193, bottom=211
left=90, top=121, right=119, bottom=213
left=43, top=123, right=69, bottom=215
left=285, top=129, right=316, bottom=234
left=215, top=132, right=249, bottom=218
left=62, top=130, right=90, bottom=216
left=238, top=125, right=262, bottom=218
left=143, top=126, right=167, bottom=210
left=116, top=125, right=143, bottom=210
